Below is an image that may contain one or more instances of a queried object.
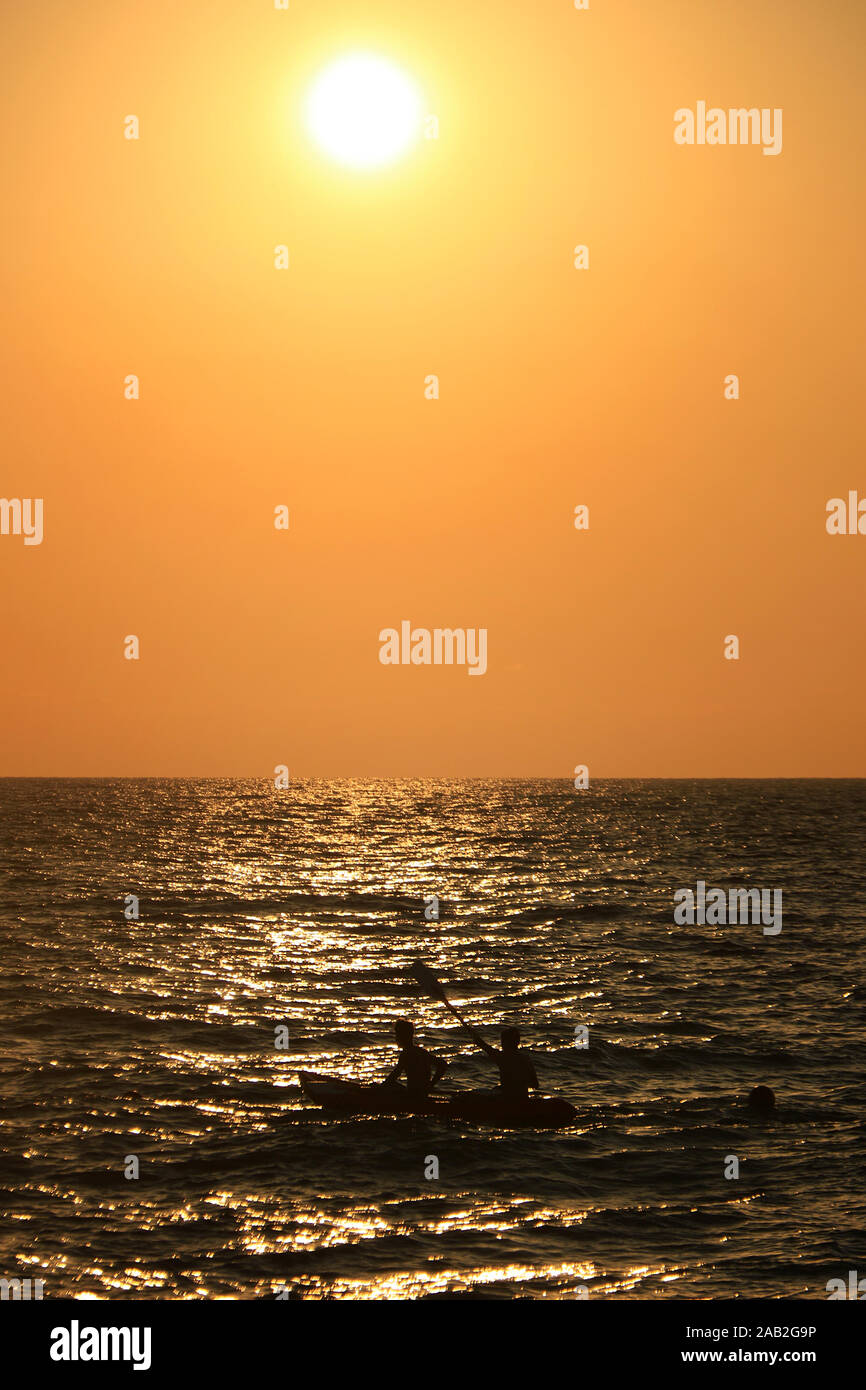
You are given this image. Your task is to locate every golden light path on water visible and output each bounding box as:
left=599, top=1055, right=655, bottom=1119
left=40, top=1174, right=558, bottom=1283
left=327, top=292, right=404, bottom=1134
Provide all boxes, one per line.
left=67, top=1263, right=682, bottom=1301
left=3, top=779, right=858, bottom=1298
left=40, top=1185, right=745, bottom=1297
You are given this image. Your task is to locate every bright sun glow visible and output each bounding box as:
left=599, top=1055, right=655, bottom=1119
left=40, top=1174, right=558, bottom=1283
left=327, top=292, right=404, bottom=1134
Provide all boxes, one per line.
left=305, top=55, right=422, bottom=170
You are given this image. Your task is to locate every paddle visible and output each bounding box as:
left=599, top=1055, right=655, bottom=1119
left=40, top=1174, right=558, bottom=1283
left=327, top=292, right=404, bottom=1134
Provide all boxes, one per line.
left=408, top=960, right=493, bottom=1055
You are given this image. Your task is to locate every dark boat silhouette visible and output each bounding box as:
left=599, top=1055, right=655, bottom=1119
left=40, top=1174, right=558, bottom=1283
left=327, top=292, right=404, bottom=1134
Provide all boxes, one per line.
left=299, top=1070, right=577, bottom=1129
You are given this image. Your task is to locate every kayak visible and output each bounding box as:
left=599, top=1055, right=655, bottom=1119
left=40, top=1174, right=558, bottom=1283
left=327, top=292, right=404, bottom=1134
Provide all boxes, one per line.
left=298, top=1070, right=577, bottom=1129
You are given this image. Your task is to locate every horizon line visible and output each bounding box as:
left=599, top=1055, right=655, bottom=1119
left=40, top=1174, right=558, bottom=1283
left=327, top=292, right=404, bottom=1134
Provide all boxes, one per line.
left=1, top=775, right=865, bottom=783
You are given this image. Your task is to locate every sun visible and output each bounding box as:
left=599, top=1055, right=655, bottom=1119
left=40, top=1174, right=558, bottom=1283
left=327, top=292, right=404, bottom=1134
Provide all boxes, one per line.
left=305, top=54, right=423, bottom=170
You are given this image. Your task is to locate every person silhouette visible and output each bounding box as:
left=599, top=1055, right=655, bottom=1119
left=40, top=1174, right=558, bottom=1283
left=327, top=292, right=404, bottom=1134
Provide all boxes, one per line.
left=746, top=1084, right=775, bottom=1113
left=459, top=1022, right=539, bottom=1099
left=380, top=1018, right=448, bottom=1098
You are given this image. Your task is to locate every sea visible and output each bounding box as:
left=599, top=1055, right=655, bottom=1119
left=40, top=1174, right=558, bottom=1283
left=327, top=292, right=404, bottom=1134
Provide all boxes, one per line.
left=1, top=778, right=863, bottom=1300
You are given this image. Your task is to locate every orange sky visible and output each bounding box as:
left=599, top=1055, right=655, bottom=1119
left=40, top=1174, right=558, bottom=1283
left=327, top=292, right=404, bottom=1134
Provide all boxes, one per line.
left=2, top=0, right=865, bottom=776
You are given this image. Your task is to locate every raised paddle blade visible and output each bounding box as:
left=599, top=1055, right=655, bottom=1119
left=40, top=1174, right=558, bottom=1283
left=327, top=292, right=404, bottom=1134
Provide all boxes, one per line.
left=408, top=960, right=479, bottom=1039
left=408, top=960, right=449, bottom=1002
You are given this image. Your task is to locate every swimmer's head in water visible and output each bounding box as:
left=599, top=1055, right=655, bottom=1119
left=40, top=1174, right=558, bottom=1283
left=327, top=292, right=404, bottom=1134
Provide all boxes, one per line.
left=501, top=1027, right=520, bottom=1052
left=394, top=1018, right=414, bottom=1047
left=747, top=1084, right=775, bottom=1112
